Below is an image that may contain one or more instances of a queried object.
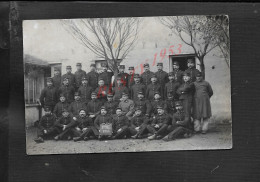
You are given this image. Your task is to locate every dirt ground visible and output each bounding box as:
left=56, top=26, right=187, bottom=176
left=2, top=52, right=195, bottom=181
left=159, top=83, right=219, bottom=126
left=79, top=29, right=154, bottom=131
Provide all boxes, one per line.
left=26, top=123, right=232, bottom=155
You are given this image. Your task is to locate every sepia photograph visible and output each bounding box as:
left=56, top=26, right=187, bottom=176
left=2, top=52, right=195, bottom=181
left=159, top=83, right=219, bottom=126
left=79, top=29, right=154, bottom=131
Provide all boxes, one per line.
left=23, top=15, right=232, bottom=155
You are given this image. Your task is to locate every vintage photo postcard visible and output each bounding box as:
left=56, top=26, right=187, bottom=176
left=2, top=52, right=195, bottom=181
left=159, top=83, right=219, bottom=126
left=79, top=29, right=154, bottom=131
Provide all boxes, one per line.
left=23, top=15, right=232, bottom=155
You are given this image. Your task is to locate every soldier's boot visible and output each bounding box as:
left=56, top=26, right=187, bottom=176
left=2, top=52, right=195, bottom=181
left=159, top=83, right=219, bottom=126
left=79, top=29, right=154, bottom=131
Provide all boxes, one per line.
left=83, top=137, right=89, bottom=141
left=54, top=135, right=60, bottom=141
left=131, top=134, right=138, bottom=139
left=34, top=137, right=44, bottom=143
left=162, top=135, right=172, bottom=142
left=73, top=137, right=82, bottom=142
left=148, top=134, right=156, bottom=140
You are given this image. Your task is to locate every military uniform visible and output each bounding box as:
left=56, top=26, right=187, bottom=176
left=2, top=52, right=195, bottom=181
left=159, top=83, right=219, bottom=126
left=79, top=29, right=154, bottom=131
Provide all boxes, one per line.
left=53, top=101, right=70, bottom=119
left=155, top=63, right=169, bottom=99
left=131, top=81, right=146, bottom=101
left=134, top=98, right=151, bottom=116
left=94, top=114, right=113, bottom=130
left=145, top=82, right=162, bottom=101
left=95, top=84, right=111, bottom=104
left=150, top=99, right=167, bottom=116
left=172, top=61, right=183, bottom=83
left=103, top=99, right=119, bottom=116
left=164, top=76, right=180, bottom=100
left=129, top=112, right=150, bottom=138
left=98, top=68, right=113, bottom=87
left=78, top=78, right=93, bottom=104
left=52, top=75, right=61, bottom=89
left=74, top=66, right=87, bottom=90
left=68, top=100, right=86, bottom=117
left=86, top=65, right=99, bottom=90
left=114, top=65, right=129, bottom=88
left=141, top=64, right=154, bottom=86
left=86, top=98, right=103, bottom=118
left=58, top=84, right=75, bottom=104
left=61, top=66, right=76, bottom=88
left=128, top=67, right=135, bottom=88
left=112, top=85, right=129, bottom=102
left=111, top=113, right=130, bottom=139
left=118, top=95, right=135, bottom=119
left=165, top=99, right=177, bottom=116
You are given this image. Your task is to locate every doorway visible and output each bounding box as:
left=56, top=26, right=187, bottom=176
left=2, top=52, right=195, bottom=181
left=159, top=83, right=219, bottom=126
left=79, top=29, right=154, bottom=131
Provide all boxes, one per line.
left=169, top=54, right=196, bottom=71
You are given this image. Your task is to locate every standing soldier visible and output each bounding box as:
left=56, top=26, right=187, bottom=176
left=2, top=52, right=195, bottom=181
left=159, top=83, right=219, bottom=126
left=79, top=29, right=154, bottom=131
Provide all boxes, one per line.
left=86, top=92, right=103, bottom=122
left=150, top=91, right=167, bottom=117
left=68, top=92, right=86, bottom=118
left=74, top=63, right=87, bottom=91
left=34, top=106, right=59, bottom=143
left=177, top=72, right=195, bottom=117
left=118, top=92, right=135, bottom=120
left=185, top=58, right=200, bottom=82
left=98, top=62, right=113, bottom=87
left=145, top=74, right=161, bottom=101
left=78, top=77, right=93, bottom=105
left=130, top=74, right=146, bottom=101
left=113, top=77, right=129, bottom=102
left=134, top=91, right=151, bottom=117
left=53, top=93, right=70, bottom=119
left=61, top=65, right=76, bottom=88
left=114, top=65, right=129, bottom=88
left=39, top=77, right=58, bottom=112
left=147, top=106, right=171, bottom=140
left=193, top=72, right=213, bottom=134
left=86, top=63, right=99, bottom=90
left=141, top=63, right=154, bottom=87
left=58, top=77, right=75, bottom=104
left=172, top=61, right=183, bottom=83
left=155, top=62, right=169, bottom=99
left=128, top=66, right=135, bottom=88
left=95, top=78, right=111, bottom=104
left=52, top=67, right=61, bottom=89
left=164, top=72, right=180, bottom=101
left=162, top=101, right=192, bottom=141
left=103, top=93, right=119, bottom=116
left=165, top=93, right=177, bottom=117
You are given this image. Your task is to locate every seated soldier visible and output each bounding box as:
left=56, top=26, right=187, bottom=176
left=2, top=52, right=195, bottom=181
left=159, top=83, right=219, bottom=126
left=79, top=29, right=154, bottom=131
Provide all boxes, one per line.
left=86, top=92, right=103, bottom=122
left=130, top=107, right=151, bottom=139
left=162, top=101, right=192, bottom=141
left=73, top=108, right=99, bottom=141
left=53, top=93, right=70, bottom=119
left=34, top=106, right=59, bottom=143
left=54, top=108, right=78, bottom=140
left=78, top=77, right=93, bottom=105
left=68, top=92, right=86, bottom=118
left=134, top=91, right=151, bottom=117
left=111, top=107, right=130, bottom=139
left=150, top=91, right=167, bottom=118
left=103, top=93, right=119, bottom=116
left=94, top=106, right=113, bottom=140
left=165, top=92, right=177, bottom=118
left=113, top=77, right=129, bottom=102
left=118, top=92, right=135, bottom=120
left=147, top=106, right=171, bottom=140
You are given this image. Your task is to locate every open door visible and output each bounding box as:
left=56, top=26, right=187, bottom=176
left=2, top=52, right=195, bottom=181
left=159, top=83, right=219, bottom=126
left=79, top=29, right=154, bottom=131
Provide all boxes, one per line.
left=169, top=54, right=196, bottom=71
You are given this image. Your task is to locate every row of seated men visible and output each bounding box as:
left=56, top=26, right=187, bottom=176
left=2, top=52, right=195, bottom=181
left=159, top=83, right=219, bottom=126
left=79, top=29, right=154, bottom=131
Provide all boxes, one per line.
left=34, top=99, right=192, bottom=143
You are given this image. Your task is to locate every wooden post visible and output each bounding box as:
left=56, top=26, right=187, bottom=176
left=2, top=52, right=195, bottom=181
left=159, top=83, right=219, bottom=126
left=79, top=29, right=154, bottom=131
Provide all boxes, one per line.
left=27, top=78, right=30, bottom=104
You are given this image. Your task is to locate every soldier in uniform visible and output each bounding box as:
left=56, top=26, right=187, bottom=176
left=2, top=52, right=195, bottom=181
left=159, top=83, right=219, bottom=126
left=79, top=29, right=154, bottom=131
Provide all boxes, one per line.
left=147, top=106, right=171, bottom=140
left=177, top=72, right=195, bottom=117
left=54, top=108, right=78, bottom=140
left=172, top=61, right=183, bottom=83
left=53, top=93, right=70, bottom=119
left=52, top=67, right=61, bottom=89
left=61, top=65, right=76, bottom=88
left=130, top=74, right=146, bottom=101
left=34, top=106, right=59, bottom=143
left=118, top=92, right=135, bottom=120
left=103, top=93, right=119, bottom=116
left=185, top=58, right=200, bottom=82
left=114, top=65, right=129, bottom=88
left=68, top=92, right=86, bottom=118
left=150, top=91, right=167, bottom=117
left=98, top=62, right=113, bottom=87
left=94, top=106, right=113, bottom=140
left=86, top=92, right=103, bottom=122
left=134, top=91, right=151, bottom=117
left=155, top=62, right=169, bottom=99
left=78, top=77, right=93, bottom=105
left=162, top=101, right=192, bottom=141
left=73, top=108, right=99, bottom=141
left=130, top=107, right=151, bottom=139
left=74, top=63, right=87, bottom=91
left=193, top=72, right=213, bottom=134
left=128, top=66, right=135, bottom=88
left=113, top=77, right=129, bottom=102
left=86, top=63, right=99, bottom=90
left=111, top=107, right=130, bottom=139
left=58, top=77, right=75, bottom=104
left=95, top=78, right=111, bottom=104
left=145, top=74, right=162, bottom=101
left=141, top=63, right=154, bottom=87
left=165, top=93, right=177, bottom=118
left=39, top=77, right=58, bottom=112
left=164, top=72, right=180, bottom=101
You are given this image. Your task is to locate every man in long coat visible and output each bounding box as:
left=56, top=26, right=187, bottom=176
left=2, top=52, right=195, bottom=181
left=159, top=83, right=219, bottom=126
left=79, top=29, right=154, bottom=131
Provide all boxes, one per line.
left=141, top=63, right=154, bottom=87
left=86, top=63, right=99, bottom=90
left=78, top=77, right=93, bottom=105
left=172, top=61, right=183, bottom=83
left=155, top=62, right=168, bottom=99
left=61, top=65, right=76, bottom=88
left=130, top=74, right=146, bottom=101
left=74, top=63, right=87, bottom=90
left=128, top=66, right=135, bottom=88
left=193, top=72, right=213, bottom=134
left=52, top=67, right=61, bottom=89
left=98, top=62, right=113, bottom=87
left=145, top=74, right=161, bottom=101
left=184, top=59, right=200, bottom=82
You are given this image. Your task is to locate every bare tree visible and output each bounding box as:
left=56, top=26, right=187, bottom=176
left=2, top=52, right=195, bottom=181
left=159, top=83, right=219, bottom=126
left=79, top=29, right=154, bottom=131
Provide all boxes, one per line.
left=158, top=15, right=229, bottom=77
left=60, top=18, right=141, bottom=76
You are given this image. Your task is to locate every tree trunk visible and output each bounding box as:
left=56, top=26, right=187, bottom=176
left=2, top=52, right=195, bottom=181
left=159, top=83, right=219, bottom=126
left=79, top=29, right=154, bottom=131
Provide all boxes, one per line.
left=198, top=56, right=205, bottom=79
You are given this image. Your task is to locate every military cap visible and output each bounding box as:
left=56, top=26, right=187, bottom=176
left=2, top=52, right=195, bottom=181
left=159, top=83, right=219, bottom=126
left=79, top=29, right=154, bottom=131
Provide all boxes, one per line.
left=74, top=92, right=80, bottom=96
left=90, top=63, right=96, bottom=67
left=157, top=63, right=163, bottom=66
left=128, top=67, right=134, bottom=70
left=144, top=63, right=150, bottom=68
left=175, top=101, right=182, bottom=107
left=154, top=91, right=161, bottom=96
left=134, top=74, right=140, bottom=78
left=76, top=63, right=82, bottom=66
left=116, top=107, right=122, bottom=111
left=82, top=77, right=88, bottom=81
left=183, top=72, right=191, bottom=77
left=98, top=77, right=104, bottom=81
left=46, top=77, right=53, bottom=82
left=79, top=108, right=86, bottom=113
left=100, top=106, right=107, bottom=110
left=173, top=61, right=179, bottom=66
left=122, top=92, right=129, bottom=96
left=62, top=108, right=69, bottom=113
left=54, top=67, right=60, bottom=71
left=196, top=72, right=203, bottom=77
left=187, top=59, right=195, bottom=63
left=168, top=72, right=175, bottom=76
left=66, top=65, right=72, bottom=69
left=59, top=93, right=65, bottom=98
left=91, top=92, right=97, bottom=96
left=156, top=105, right=164, bottom=110
left=44, top=106, right=51, bottom=112
left=107, top=93, right=114, bottom=97
left=63, top=77, right=69, bottom=80
left=101, top=62, right=108, bottom=67
left=137, top=91, right=144, bottom=95
left=151, top=74, right=157, bottom=78
left=118, top=65, right=125, bottom=69
left=135, top=107, right=143, bottom=112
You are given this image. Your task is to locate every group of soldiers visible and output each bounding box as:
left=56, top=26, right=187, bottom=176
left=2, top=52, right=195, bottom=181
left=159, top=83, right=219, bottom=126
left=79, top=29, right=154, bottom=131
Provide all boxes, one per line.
left=34, top=59, right=213, bottom=143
